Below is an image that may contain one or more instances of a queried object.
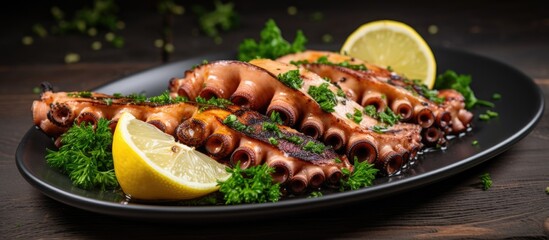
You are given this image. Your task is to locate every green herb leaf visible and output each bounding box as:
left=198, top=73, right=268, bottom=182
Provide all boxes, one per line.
left=480, top=173, right=492, bottom=190
left=218, top=163, right=281, bottom=204
left=195, top=96, right=232, bottom=110
left=340, top=158, right=378, bottom=191
left=302, top=141, right=325, bottom=154
left=193, top=0, right=238, bottom=39
left=269, top=111, right=283, bottom=124
left=435, top=70, right=492, bottom=109
left=223, top=114, right=250, bottom=133
left=45, top=119, right=117, bottom=190
left=277, top=69, right=303, bottom=89
left=308, top=83, right=337, bottom=112
left=238, top=19, right=307, bottom=61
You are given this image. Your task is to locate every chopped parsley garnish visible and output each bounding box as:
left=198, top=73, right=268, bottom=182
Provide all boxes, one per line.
left=339, top=157, right=378, bottom=191
left=435, top=70, right=494, bottom=109
left=363, top=105, right=377, bottom=117
left=346, top=108, right=363, bottom=124
left=127, top=93, right=147, bottom=103
left=113, top=93, right=123, bottom=98
left=195, top=96, right=232, bottom=110
left=472, top=140, right=479, bottom=146
left=334, top=157, right=342, bottom=163
left=378, top=107, right=401, bottom=125
left=486, top=110, right=499, bottom=118
left=308, top=191, right=323, bottom=198
left=308, top=83, right=337, bottom=112
left=364, top=105, right=401, bottom=126
left=284, top=135, right=304, bottom=145
left=404, top=79, right=444, bottom=104
left=218, top=163, right=281, bottom=204
left=262, top=121, right=279, bottom=132
left=148, top=91, right=187, bottom=104
left=371, top=125, right=389, bottom=133
left=277, top=69, right=303, bottom=89
left=317, top=56, right=367, bottom=71
left=68, top=91, right=92, bottom=98
left=238, top=19, right=307, bottom=61
left=262, top=122, right=283, bottom=138
left=268, top=137, right=279, bottom=145
left=103, top=98, right=113, bottom=106
left=269, top=111, right=283, bottom=124
left=479, top=109, right=499, bottom=121
left=302, top=141, right=325, bottom=154
left=336, top=88, right=346, bottom=98
left=45, top=119, right=117, bottom=190
left=492, top=93, right=502, bottom=100
left=479, top=114, right=490, bottom=121
left=480, top=173, right=492, bottom=190
left=222, top=114, right=250, bottom=132
left=291, top=55, right=368, bottom=71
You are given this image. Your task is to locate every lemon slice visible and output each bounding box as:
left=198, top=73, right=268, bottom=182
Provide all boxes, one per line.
left=112, top=112, right=231, bottom=200
left=341, top=20, right=436, bottom=88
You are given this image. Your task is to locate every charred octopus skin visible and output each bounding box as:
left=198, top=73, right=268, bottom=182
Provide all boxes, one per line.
left=32, top=88, right=351, bottom=193
left=169, top=60, right=423, bottom=175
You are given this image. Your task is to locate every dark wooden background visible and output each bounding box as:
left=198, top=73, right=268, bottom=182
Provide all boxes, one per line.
left=1, top=1, right=548, bottom=239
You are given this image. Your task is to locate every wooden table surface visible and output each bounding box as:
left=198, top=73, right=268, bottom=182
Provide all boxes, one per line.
left=2, top=1, right=548, bottom=239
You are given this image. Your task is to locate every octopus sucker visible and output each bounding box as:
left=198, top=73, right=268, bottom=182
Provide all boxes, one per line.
left=266, top=95, right=300, bottom=126
left=176, top=118, right=210, bottom=146
left=299, top=115, right=325, bottom=139
left=265, top=155, right=296, bottom=184
left=414, top=106, right=435, bottom=128
left=346, top=133, right=378, bottom=164
left=323, top=127, right=346, bottom=151
left=361, top=91, right=387, bottom=112
left=230, top=141, right=263, bottom=168
left=76, top=106, right=104, bottom=126
left=33, top=89, right=353, bottom=191
left=289, top=170, right=308, bottom=193
left=391, top=98, right=413, bottom=121
left=204, top=130, right=240, bottom=160
left=305, top=166, right=326, bottom=188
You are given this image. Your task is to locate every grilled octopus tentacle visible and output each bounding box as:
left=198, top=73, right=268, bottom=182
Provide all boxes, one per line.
left=277, top=50, right=473, bottom=136
left=32, top=90, right=352, bottom=192
left=169, top=60, right=423, bottom=175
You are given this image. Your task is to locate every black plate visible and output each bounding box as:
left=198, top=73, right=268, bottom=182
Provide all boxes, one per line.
left=16, top=47, right=544, bottom=221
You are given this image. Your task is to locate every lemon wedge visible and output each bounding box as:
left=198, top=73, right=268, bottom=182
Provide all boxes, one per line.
left=112, top=112, right=231, bottom=200
left=341, top=20, right=436, bottom=88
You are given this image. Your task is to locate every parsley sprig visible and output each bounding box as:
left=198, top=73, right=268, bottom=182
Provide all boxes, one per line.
left=45, top=119, right=118, bottom=190
left=238, top=19, right=307, bottom=61
left=435, top=70, right=494, bottom=109
left=340, top=158, right=378, bottom=191
left=218, top=163, right=281, bottom=204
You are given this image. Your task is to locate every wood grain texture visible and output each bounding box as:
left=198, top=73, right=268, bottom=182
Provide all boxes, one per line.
left=1, top=1, right=548, bottom=239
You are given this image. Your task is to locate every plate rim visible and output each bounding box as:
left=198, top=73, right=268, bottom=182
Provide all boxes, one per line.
left=15, top=46, right=545, bottom=221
